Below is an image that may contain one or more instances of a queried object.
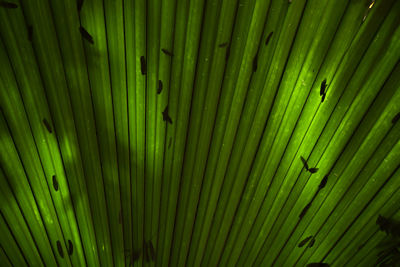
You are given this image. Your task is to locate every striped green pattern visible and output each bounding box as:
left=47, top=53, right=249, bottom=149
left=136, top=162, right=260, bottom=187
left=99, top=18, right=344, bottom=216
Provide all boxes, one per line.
left=0, top=0, right=399, bottom=266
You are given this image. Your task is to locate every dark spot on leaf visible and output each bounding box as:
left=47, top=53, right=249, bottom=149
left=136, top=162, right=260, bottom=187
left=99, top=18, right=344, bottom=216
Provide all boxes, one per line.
left=253, top=54, right=258, bottom=72
left=161, top=48, right=173, bottom=56
left=391, top=112, right=400, bottom=124
left=226, top=44, right=231, bottom=61
left=299, top=202, right=312, bottom=219
left=298, top=236, right=313, bottom=247
left=43, top=118, right=52, bottom=133
left=321, top=93, right=326, bottom=103
left=265, top=32, right=273, bottom=46
left=308, top=237, right=315, bottom=248
left=162, top=106, right=172, bottom=124
left=157, top=80, right=163, bottom=94
left=320, top=79, right=327, bottom=96
left=140, top=56, right=146, bottom=75
left=300, top=156, right=309, bottom=171
left=52, top=175, right=59, bottom=191
left=79, top=26, right=94, bottom=44
left=56, top=240, right=64, bottom=258
left=318, top=175, right=328, bottom=190
left=67, top=240, right=73, bottom=255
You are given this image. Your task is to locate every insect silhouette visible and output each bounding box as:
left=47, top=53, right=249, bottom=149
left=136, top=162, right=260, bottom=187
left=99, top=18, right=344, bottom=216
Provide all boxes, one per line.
left=299, top=202, right=312, bottom=219
left=140, top=56, right=146, bottom=75
left=168, top=137, right=172, bottom=149
left=0, top=1, right=17, bottom=8
left=318, top=175, right=328, bottom=190
left=67, top=240, right=73, bottom=255
left=308, top=237, right=315, bottom=248
left=391, top=112, right=400, bottom=124
left=320, top=79, right=327, bottom=95
left=52, top=175, right=59, bottom=191
left=157, top=80, right=163, bottom=94
left=298, top=236, right=313, bottom=247
left=43, top=118, right=53, bottom=133
left=321, top=93, right=326, bottom=103
left=218, top=42, right=228, bottom=48
left=56, top=240, right=64, bottom=258
left=161, top=48, right=173, bottom=56
left=226, top=44, right=231, bottom=62
left=253, top=54, right=258, bottom=72
left=79, top=26, right=94, bottom=44
left=300, top=156, right=318, bottom=174
left=320, top=79, right=328, bottom=103
left=162, top=106, right=172, bottom=124
left=77, top=0, right=84, bottom=11
left=265, top=32, right=273, bottom=46
left=300, top=156, right=309, bottom=170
